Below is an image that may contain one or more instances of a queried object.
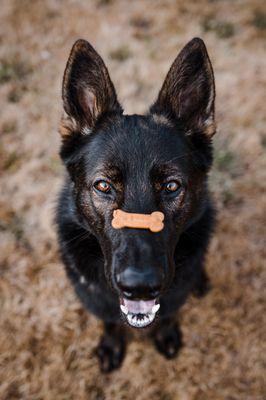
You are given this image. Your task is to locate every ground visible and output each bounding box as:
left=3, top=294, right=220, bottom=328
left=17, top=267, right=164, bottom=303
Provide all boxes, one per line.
left=0, top=1, right=265, bottom=399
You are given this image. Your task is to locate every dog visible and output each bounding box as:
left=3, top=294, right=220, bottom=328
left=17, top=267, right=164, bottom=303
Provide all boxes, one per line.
left=56, top=37, right=216, bottom=372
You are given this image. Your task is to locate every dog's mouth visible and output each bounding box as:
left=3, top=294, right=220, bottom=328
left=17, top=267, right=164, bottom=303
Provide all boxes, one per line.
left=119, top=298, right=160, bottom=328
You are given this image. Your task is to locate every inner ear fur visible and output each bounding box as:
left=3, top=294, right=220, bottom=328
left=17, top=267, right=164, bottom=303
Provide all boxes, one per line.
left=150, top=37, right=216, bottom=137
left=60, top=39, right=123, bottom=139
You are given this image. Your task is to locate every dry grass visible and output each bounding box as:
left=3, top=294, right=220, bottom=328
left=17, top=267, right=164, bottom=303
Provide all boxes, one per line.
left=0, top=0, right=265, bottom=399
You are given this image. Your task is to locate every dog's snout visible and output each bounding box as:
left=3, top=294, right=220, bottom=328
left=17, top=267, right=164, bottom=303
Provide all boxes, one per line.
left=113, top=233, right=167, bottom=300
left=116, top=267, right=164, bottom=300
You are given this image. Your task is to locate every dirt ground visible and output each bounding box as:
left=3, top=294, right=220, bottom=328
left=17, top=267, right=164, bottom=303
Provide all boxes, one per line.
left=0, top=0, right=265, bottom=399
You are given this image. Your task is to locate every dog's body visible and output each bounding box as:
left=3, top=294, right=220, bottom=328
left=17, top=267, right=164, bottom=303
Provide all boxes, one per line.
left=56, top=38, right=216, bottom=371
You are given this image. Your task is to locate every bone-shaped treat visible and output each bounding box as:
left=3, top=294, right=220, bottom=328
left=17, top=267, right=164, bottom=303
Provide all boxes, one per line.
left=112, top=209, right=164, bottom=233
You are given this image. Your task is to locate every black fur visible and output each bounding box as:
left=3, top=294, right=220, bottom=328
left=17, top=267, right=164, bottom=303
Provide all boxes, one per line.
left=56, top=38, right=216, bottom=372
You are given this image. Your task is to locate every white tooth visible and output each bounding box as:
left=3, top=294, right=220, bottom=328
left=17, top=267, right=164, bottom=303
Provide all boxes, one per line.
left=120, top=304, right=128, bottom=315
left=126, top=311, right=157, bottom=328
left=152, top=304, right=160, bottom=313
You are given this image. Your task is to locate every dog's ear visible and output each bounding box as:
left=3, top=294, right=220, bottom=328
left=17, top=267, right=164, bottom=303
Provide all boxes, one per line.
left=60, top=39, right=123, bottom=139
left=150, top=38, right=215, bottom=137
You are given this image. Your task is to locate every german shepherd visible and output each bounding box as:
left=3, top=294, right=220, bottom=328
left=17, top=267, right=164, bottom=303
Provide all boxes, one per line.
left=56, top=37, right=216, bottom=372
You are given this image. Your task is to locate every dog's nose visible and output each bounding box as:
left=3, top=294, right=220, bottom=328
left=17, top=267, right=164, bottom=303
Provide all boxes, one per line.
left=116, top=267, right=163, bottom=300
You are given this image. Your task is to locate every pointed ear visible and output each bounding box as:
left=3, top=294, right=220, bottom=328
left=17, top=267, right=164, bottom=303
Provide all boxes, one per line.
left=150, top=38, right=215, bottom=137
left=59, top=39, right=123, bottom=139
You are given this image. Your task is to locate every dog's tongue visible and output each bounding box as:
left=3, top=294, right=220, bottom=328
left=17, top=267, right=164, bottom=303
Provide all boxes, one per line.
left=122, top=298, right=156, bottom=314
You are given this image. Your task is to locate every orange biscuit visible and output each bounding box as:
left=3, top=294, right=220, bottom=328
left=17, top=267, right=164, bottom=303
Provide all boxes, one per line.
left=112, top=209, right=164, bottom=233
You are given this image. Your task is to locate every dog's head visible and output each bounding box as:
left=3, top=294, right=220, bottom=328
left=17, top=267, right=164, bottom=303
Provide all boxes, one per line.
left=59, top=38, right=215, bottom=328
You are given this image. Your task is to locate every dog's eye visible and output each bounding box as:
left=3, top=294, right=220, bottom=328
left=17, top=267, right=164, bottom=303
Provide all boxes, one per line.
left=164, top=181, right=180, bottom=193
left=94, top=180, right=111, bottom=194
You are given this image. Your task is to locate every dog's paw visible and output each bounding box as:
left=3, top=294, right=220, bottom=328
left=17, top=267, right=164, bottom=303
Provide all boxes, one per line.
left=153, top=324, right=183, bottom=359
left=95, top=334, right=125, bottom=372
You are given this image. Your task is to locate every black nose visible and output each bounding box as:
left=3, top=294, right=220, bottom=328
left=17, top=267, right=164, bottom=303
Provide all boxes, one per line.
left=116, top=267, right=163, bottom=300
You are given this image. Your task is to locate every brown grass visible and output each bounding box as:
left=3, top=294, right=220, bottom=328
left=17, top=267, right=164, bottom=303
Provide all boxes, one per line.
left=0, top=1, right=265, bottom=399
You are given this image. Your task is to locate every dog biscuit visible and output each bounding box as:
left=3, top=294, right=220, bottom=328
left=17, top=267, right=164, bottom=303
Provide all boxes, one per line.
left=112, top=209, right=164, bottom=232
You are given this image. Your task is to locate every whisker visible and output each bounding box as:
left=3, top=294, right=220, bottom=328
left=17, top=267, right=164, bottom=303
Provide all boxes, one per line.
left=63, top=229, right=91, bottom=247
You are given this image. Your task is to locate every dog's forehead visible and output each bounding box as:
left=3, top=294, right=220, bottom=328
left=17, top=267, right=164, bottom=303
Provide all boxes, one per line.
left=87, top=115, right=189, bottom=170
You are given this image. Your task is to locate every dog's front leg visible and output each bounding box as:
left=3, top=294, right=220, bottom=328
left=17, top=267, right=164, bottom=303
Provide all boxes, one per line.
left=152, top=316, right=183, bottom=359
left=192, top=267, right=211, bottom=298
left=96, top=322, right=126, bottom=372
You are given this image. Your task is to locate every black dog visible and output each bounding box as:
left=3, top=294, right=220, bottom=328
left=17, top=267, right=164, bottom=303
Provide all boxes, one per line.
left=56, top=37, right=216, bottom=372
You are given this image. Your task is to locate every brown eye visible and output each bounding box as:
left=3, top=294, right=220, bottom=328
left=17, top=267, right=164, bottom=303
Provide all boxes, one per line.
left=94, top=180, right=111, bottom=193
left=165, top=181, right=180, bottom=193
